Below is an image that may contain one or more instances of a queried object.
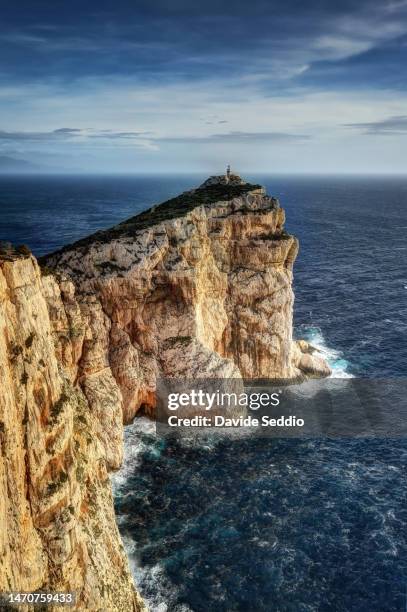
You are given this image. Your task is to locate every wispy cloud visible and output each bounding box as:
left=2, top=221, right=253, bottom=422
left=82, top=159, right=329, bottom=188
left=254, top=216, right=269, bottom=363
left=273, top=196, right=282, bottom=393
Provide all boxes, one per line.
left=87, top=129, right=153, bottom=139
left=345, top=115, right=407, bottom=134
left=1, top=0, right=407, bottom=172
left=0, top=127, right=151, bottom=142
left=160, top=131, right=310, bottom=143
left=2, top=1, right=407, bottom=93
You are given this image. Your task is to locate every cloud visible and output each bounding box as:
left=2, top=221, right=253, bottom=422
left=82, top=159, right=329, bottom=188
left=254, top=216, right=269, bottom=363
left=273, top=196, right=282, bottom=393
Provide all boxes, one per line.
left=86, top=130, right=152, bottom=139
left=0, top=126, right=309, bottom=149
left=1, top=0, right=407, bottom=94
left=159, top=131, right=310, bottom=143
left=0, top=128, right=81, bottom=141
left=53, top=127, right=82, bottom=134
left=1, top=1, right=407, bottom=172
left=0, top=127, right=151, bottom=142
left=345, top=115, right=407, bottom=134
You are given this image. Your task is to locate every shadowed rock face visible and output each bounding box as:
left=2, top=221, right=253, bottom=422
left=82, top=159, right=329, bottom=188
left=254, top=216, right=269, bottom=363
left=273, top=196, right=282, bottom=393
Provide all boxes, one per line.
left=43, top=177, right=330, bottom=424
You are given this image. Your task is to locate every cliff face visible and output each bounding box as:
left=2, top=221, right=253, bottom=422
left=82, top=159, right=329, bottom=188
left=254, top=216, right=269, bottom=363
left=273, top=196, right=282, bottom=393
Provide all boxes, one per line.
left=44, top=176, right=330, bottom=423
left=0, top=176, right=329, bottom=609
left=0, top=253, right=145, bottom=611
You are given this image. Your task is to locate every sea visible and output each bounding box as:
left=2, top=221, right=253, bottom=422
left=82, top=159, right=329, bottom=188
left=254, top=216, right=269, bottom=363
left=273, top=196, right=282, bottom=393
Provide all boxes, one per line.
left=1, top=174, right=406, bottom=611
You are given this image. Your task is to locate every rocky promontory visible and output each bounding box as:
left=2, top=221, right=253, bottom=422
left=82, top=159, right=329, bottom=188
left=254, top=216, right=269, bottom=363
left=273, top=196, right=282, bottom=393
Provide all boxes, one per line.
left=44, top=173, right=330, bottom=422
left=0, top=174, right=330, bottom=610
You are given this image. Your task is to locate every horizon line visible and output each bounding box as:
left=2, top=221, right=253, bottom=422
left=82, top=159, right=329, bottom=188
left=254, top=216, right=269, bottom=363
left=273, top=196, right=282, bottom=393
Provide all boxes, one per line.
left=0, top=171, right=407, bottom=178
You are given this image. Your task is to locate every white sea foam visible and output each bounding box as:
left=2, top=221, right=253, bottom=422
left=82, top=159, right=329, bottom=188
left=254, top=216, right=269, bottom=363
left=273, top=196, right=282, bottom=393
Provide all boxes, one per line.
left=121, top=535, right=192, bottom=612
left=112, top=420, right=193, bottom=610
left=298, top=325, right=354, bottom=379
left=111, top=416, right=157, bottom=494
left=114, top=325, right=354, bottom=607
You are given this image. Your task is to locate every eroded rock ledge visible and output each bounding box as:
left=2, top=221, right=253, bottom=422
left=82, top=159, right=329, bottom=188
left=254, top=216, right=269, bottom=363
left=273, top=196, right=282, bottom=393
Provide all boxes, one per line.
left=0, top=175, right=329, bottom=610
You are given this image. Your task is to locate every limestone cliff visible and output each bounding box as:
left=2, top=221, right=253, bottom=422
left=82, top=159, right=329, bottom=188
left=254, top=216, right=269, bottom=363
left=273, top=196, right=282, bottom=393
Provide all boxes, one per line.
left=44, top=174, right=330, bottom=423
left=0, top=175, right=329, bottom=610
left=0, top=249, right=145, bottom=611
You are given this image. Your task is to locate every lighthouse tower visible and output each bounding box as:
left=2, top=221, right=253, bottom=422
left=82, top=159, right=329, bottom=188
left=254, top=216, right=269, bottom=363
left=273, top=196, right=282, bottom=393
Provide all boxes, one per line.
left=226, top=164, right=231, bottom=181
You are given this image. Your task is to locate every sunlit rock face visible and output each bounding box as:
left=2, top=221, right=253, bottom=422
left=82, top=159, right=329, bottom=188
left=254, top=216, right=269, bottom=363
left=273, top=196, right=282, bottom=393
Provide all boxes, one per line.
left=44, top=177, right=330, bottom=423
left=0, top=251, right=145, bottom=612
left=0, top=177, right=330, bottom=608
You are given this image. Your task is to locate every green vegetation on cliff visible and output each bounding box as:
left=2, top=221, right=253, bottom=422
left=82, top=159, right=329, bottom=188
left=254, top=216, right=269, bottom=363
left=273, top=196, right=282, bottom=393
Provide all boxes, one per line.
left=44, top=182, right=262, bottom=257
left=0, top=242, right=32, bottom=261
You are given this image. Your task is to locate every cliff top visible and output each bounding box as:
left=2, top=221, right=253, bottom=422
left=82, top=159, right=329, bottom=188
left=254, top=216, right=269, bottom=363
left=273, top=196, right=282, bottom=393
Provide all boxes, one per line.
left=0, top=241, right=32, bottom=262
left=44, top=179, right=264, bottom=257
left=199, top=172, right=246, bottom=188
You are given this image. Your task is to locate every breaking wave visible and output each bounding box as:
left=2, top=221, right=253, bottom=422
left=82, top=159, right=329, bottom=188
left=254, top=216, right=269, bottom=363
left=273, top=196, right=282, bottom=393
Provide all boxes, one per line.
left=296, top=325, right=354, bottom=379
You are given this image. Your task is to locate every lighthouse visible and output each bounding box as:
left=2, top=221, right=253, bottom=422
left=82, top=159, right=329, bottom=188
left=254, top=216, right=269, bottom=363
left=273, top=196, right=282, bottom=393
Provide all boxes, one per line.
left=198, top=167, right=245, bottom=188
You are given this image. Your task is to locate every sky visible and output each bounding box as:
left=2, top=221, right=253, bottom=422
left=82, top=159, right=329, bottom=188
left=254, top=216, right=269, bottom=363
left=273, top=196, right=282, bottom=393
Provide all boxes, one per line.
left=1, top=0, right=407, bottom=174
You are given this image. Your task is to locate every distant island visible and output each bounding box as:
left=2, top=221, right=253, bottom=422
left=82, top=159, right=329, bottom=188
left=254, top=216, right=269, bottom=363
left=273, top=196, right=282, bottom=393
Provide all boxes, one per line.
left=0, top=155, right=38, bottom=173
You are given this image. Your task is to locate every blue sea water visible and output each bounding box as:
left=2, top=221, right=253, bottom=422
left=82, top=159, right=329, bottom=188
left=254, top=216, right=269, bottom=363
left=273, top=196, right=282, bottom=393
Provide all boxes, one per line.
left=1, top=174, right=406, bottom=611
